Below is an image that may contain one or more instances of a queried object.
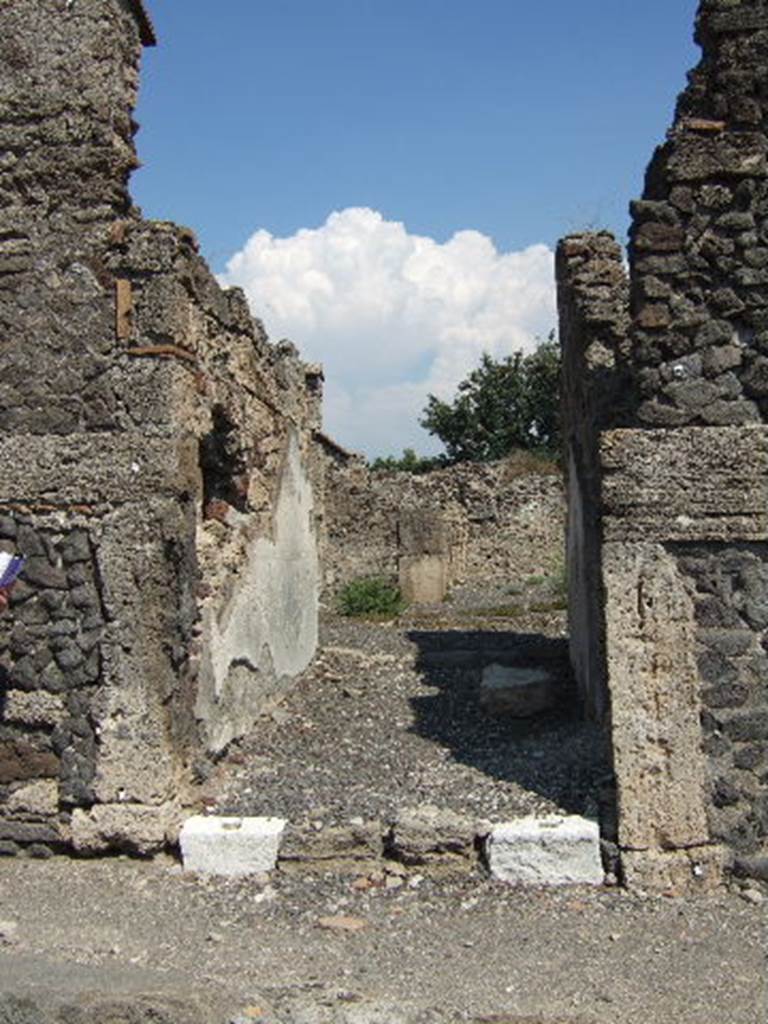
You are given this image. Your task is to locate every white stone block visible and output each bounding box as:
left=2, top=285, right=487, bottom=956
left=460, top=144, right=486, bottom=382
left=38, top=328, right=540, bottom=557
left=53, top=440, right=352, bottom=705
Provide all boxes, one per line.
left=487, top=815, right=603, bottom=886
left=180, top=815, right=286, bottom=877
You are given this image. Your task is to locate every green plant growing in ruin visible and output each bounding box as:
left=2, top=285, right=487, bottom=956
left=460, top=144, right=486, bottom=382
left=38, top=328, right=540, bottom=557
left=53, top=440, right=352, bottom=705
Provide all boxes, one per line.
left=338, top=577, right=407, bottom=619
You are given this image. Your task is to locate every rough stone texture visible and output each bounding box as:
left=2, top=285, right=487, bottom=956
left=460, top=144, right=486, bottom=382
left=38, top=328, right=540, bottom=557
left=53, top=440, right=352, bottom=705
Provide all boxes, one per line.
left=388, top=805, right=477, bottom=875
left=557, top=0, right=768, bottom=890
left=600, top=425, right=768, bottom=542
left=279, top=820, right=384, bottom=875
left=486, top=815, right=603, bottom=886
left=6, top=781, right=58, bottom=818
left=319, top=450, right=564, bottom=605
left=556, top=232, right=631, bottom=721
left=621, top=846, right=726, bottom=897
left=479, top=664, right=558, bottom=718
left=602, top=543, right=710, bottom=852
left=0, top=0, right=323, bottom=853
left=179, top=815, right=286, bottom=876
left=70, top=803, right=176, bottom=856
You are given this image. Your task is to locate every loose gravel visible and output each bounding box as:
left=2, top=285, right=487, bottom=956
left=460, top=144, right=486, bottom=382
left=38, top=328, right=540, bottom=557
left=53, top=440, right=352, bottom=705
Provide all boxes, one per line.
left=214, top=584, right=610, bottom=830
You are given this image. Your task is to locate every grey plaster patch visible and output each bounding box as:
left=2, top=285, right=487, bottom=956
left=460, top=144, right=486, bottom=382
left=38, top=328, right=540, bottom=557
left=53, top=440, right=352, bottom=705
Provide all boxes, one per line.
left=198, top=429, right=319, bottom=753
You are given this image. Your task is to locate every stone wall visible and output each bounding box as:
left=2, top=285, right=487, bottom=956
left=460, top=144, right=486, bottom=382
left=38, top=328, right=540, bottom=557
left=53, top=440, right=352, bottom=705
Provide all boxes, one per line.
left=558, top=0, right=768, bottom=890
left=319, top=449, right=565, bottom=606
left=556, top=233, right=630, bottom=720
left=0, top=0, right=322, bottom=855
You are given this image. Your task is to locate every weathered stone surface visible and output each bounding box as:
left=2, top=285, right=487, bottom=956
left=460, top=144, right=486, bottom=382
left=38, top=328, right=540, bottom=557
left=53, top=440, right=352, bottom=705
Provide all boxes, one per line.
left=556, top=233, right=630, bottom=721
left=733, top=852, right=768, bottom=881
left=179, top=815, right=286, bottom=877
left=0, top=0, right=325, bottom=857
left=0, top=741, right=59, bottom=785
left=398, top=553, right=448, bottom=605
left=397, top=509, right=449, bottom=556
left=389, top=805, right=477, bottom=873
left=0, top=821, right=61, bottom=844
left=560, top=16, right=768, bottom=879
left=3, top=691, right=66, bottom=729
left=70, top=804, right=176, bottom=856
left=486, top=816, right=603, bottom=886
left=621, top=846, right=725, bottom=896
left=279, top=821, right=383, bottom=873
left=195, top=430, right=319, bottom=755
left=479, top=663, right=558, bottom=717
left=601, top=427, right=768, bottom=542
left=321, top=451, right=565, bottom=606
left=0, top=434, right=198, bottom=505
left=6, top=780, right=58, bottom=818
left=603, top=543, right=710, bottom=852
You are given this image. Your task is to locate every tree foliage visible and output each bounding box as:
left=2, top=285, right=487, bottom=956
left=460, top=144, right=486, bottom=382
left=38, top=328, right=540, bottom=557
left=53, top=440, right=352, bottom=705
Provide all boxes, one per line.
left=369, top=448, right=446, bottom=475
left=419, top=335, right=560, bottom=463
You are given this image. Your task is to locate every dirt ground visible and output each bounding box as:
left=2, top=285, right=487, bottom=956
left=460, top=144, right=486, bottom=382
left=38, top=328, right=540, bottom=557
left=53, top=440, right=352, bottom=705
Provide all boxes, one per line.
left=1, top=586, right=766, bottom=1023
left=0, top=855, right=765, bottom=1024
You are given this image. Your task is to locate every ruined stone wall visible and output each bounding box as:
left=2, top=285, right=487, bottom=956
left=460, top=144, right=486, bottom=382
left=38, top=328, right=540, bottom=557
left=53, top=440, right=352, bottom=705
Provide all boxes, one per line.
left=320, top=450, right=565, bottom=606
left=558, top=0, right=768, bottom=890
left=556, top=233, right=630, bottom=721
left=0, top=0, right=322, bottom=856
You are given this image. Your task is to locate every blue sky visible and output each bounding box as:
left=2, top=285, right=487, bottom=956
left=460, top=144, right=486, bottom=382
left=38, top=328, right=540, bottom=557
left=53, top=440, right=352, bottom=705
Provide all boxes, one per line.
left=132, top=1, right=700, bottom=456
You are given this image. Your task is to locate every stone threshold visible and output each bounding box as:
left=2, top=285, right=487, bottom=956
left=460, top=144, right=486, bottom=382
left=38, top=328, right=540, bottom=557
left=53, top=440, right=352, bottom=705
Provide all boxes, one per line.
left=179, top=808, right=606, bottom=888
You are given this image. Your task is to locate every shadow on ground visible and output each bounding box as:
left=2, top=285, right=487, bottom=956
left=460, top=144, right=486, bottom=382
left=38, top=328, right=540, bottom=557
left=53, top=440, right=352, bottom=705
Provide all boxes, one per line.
left=407, top=629, right=610, bottom=816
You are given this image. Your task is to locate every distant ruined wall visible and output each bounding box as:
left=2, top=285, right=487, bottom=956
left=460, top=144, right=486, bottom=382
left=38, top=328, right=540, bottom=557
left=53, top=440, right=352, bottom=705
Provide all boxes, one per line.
left=558, top=0, right=768, bottom=891
left=0, top=0, right=321, bottom=856
left=320, top=449, right=565, bottom=604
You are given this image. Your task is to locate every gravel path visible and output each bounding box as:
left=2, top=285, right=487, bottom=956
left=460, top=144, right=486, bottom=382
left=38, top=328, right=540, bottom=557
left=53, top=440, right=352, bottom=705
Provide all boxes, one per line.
left=214, top=584, right=610, bottom=830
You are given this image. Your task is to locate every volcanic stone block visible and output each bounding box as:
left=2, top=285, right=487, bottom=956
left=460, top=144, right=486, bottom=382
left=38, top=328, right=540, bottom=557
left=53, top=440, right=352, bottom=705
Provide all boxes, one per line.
left=600, top=426, right=768, bottom=543
left=603, top=542, right=710, bottom=852
left=71, top=803, right=175, bottom=856
left=480, top=663, right=558, bottom=717
left=389, top=804, right=477, bottom=874
left=3, top=691, right=65, bottom=728
left=621, top=846, right=725, bottom=896
left=180, top=815, right=286, bottom=877
left=487, top=816, right=603, bottom=886
left=7, top=780, right=58, bottom=817
left=279, top=820, right=383, bottom=874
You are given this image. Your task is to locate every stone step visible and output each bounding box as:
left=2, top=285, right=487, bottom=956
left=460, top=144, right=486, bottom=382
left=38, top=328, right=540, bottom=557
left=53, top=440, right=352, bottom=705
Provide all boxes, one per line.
left=179, top=807, right=605, bottom=887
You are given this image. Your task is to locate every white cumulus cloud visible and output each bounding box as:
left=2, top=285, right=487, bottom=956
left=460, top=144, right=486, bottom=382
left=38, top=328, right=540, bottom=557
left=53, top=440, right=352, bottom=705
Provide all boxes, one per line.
left=220, top=208, right=556, bottom=457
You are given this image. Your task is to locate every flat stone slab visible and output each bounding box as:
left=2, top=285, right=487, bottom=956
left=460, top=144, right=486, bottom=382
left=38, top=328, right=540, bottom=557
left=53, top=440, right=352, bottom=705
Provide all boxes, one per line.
left=180, top=815, right=286, bottom=877
left=480, top=663, right=557, bottom=716
left=487, top=815, right=603, bottom=886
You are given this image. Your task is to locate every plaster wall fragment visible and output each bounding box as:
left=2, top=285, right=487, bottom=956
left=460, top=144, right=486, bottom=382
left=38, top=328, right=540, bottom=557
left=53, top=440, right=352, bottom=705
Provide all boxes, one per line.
left=197, top=430, right=319, bottom=753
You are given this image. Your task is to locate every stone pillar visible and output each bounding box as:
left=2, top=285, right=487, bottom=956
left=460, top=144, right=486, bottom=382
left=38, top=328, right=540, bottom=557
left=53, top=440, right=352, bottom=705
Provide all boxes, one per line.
left=556, top=233, right=630, bottom=722
left=558, top=0, right=768, bottom=891
left=398, top=508, right=450, bottom=605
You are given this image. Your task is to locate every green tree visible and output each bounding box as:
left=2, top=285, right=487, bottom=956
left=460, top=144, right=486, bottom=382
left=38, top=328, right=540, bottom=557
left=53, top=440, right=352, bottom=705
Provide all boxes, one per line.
left=419, top=334, right=560, bottom=463
left=369, top=448, right=446, bottom=474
